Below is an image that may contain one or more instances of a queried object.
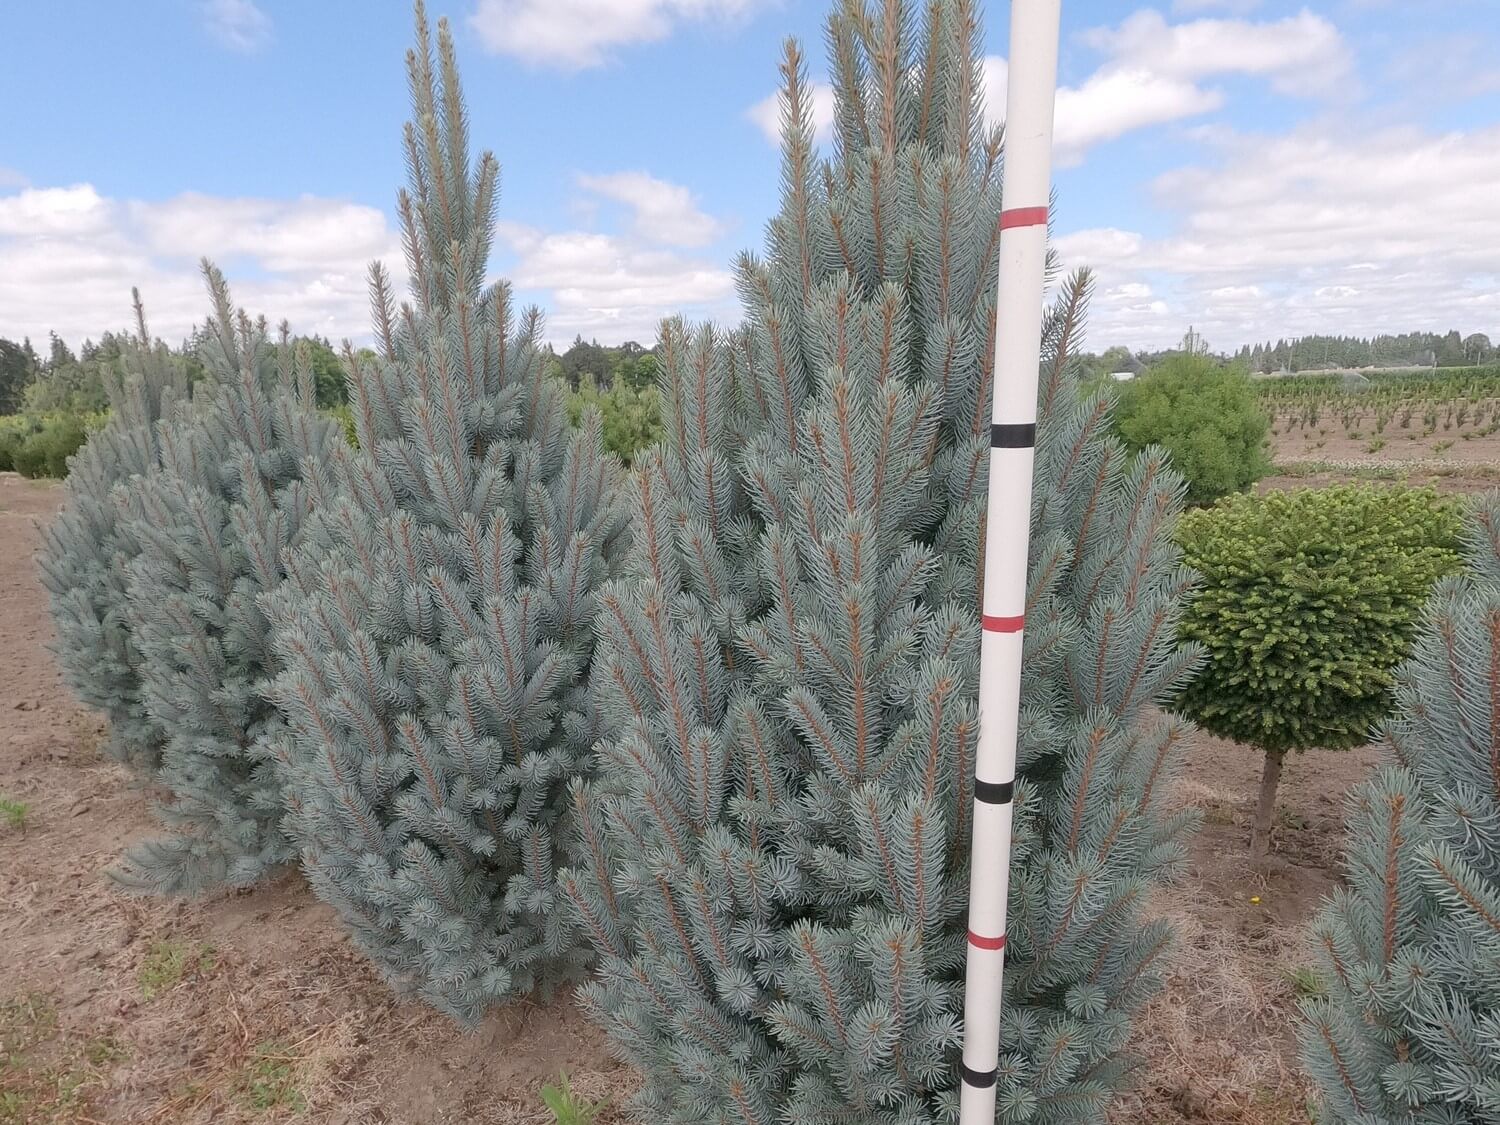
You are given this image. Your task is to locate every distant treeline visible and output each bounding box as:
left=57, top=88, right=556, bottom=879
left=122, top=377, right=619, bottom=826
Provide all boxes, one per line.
left=0, top=326, right=667, bottom=476
left=1, top=327, right=664, bottom=421
left=0, top=329, right=350, bottom=417
left=1232, top=330, right=1496, bottom=373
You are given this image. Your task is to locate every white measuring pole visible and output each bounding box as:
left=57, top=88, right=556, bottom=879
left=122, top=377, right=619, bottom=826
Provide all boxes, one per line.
left=958, top=1, right=1062, bottom=1121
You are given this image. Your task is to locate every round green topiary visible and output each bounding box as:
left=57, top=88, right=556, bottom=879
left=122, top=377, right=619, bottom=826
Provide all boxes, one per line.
left=1176, top=484, right=1463, bottom=854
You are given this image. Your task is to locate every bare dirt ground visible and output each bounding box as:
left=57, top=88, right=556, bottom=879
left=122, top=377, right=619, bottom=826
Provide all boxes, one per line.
left=1, top=472, right=1379, bottom=1124
left=1267, top=410, right=1500, bottom=494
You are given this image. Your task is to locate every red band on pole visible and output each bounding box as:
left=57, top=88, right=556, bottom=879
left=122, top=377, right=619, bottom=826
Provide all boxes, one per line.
left=999, top=205, right=1049, bottom=230
left=981, top=614, right=1024, bottom=633
left=968, top=931, right=1007, bottom=951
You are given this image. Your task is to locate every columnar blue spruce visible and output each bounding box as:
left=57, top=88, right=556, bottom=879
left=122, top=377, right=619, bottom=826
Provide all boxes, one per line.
left=112, top=264, right=345, bottom=893
left=1299, top=494, right=1500, bottom=1123
left=262, top=6, right=629, bottom=1022
left=560, top=1, right=1203, bottom=1120
left=38, top=291, right=189, bottom=771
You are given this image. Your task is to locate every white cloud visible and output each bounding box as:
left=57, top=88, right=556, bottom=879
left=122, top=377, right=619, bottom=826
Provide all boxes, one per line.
left=1080, top=8, right=1352, bottom=97
left=496, top=221, right=736, bottom=346
left=469, top=0, right=767, bottom=69
left=0, top=185, right=116, bottom=237
left=1049, top=66, right=1222, bottom=166
left=130, top=194, right=396, bottom=273
left=1172, top=0, right=1261, bottom=12
left=202, top=0, right=272, bottom=53
left=576, top=171, right=723, bottom=248
left=749, top=9, right=1350, bottom=162
left=0, top=184, right=401, bottom=347
left=745, top=81, right=837, bottom=146
left=1386, top=34, right=1500, bottom=103
left=1053, top=123, right=1500, bottom=349
left=0, top=168, right=734, bottom=354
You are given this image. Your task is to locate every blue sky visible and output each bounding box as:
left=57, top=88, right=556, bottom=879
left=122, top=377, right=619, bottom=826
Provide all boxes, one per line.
left=1, top=0, right=1498, bottom=354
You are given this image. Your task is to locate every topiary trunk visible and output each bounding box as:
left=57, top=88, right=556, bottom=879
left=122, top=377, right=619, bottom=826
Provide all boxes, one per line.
left=1251, top=746, right=1286, bottom=859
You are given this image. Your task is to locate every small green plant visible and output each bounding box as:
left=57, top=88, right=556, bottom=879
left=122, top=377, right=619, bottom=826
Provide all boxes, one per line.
left=1433, top=438, right=1454, bottom=453
left=138, top=940, right=215, bottom=1000
left=0, top=993, right=99, bottom=1124
left=235, top=1042, right=306, bottom=1113
left=1364, top=437, right=1385, bottom=453
left=0, top=798, right=27, bottom=832
left=1283, top=965, right=1326, bottom=999
left=83, top=1037, right=124, bottom=1067
left=540, top=1073, right=605, bottom=1124
left=322, top=403, right=358, bottom=448
left=1, top=994, right=58, bottom=1065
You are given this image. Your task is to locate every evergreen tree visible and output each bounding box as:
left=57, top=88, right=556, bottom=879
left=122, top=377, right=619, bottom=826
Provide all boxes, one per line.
left=1300, top=494, right=1500, bottom=1123
left=262, top=5, right=629, bottom=1022
left=112, top=264, right=345, bottom=893
left=37, top=291, right=189, bottom=770
left=560, top=2, right=1202, bottom=1119
left=0, top=335, right=39, bottom=413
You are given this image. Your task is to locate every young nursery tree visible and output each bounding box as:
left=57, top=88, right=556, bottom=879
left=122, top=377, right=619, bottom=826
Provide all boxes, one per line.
left=38, top=292, right=189, bottom=770
left=1112, top=355, right=1270, bottom=506
left=559, top=2, right=1204, bottom=1119
left=112, top=264, right=345, bottom=893
left=1176, top=485, right=1462, bottom=857
left=566, top=373, right=662, bottom=464
left=1299, top=493, right=1500, bottom=1122
left=262, top=6, right=629, bottom=1021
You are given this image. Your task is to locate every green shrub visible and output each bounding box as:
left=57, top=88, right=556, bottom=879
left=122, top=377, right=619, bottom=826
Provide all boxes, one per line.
left=1176, top=485, right=1463, bottom=855
left=566, top=375, right=660, bottom=463
left=0, top=414, right=39, bottom=472
left=322, top=404, right=358, bottom=448
left=4, top=412, right=103, bottom=479
left=1114, top=355, right=1272, bottom=504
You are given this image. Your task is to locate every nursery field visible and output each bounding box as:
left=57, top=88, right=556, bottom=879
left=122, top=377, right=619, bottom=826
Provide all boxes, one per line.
left=1261, top=368, right=1500, bottom=492
left=1, top=470, right=1380, bottom=1125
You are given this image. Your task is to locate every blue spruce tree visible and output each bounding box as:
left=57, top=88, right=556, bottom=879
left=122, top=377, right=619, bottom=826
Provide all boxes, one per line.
left=1300, top=494, right=1500, bottom=1123
left=112, top=264, right=345, bottom=893
left=262, top=5, right=629, bottom=1022
left=38, top=291, right=189, bottom=771
left=560, top=1, right=1203, bottom=1120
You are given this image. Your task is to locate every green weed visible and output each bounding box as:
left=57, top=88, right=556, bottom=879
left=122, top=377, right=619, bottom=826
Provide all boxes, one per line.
left=0, top=993, right=113, bottom=1124
left=541, top=1072, right=606, bottom=1124
left=234, top=1042, right=306, bottom=1113
left=1284, top=965, right=1327, bottom=999
left=138, top=940, right=216, bottom=1000
left=0, top=798, right=28, bottom=832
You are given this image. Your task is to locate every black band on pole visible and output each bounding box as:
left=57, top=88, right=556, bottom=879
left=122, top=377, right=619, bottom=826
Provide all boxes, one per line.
left=990, top=422, right=1036, bottom=448
left=974, top=778, right=1015, bottom=805
left=960, top=1063, right=999, bottom=1089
